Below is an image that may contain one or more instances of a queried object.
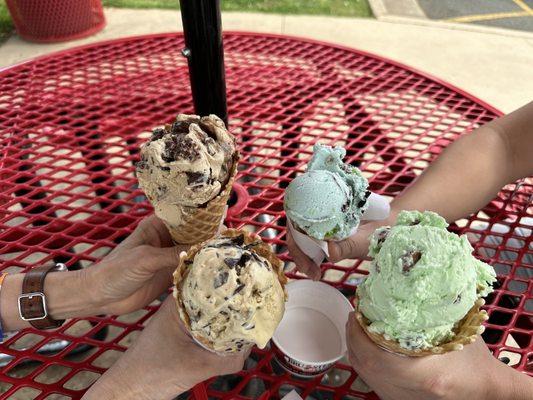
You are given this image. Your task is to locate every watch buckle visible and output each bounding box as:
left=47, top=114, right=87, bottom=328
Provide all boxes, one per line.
left=18, top=292, right=48, bottom=321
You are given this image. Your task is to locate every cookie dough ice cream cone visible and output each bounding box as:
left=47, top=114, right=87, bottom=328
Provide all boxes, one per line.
left=356, top=210, right=496, bottom=356
left=173, top=229, right=287, bottom=354
left=136, top=114, right=239, bottom=244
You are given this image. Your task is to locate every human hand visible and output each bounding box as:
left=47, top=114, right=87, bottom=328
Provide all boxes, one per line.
left=83, top=297, right=248, bottom=400
left=345, top=311, right=531, bottom=400
left=286, top=217, right=393, bottom=281
left=81, top=215, right=186, bottom=316
left=0, top=215, right=185, bottom=330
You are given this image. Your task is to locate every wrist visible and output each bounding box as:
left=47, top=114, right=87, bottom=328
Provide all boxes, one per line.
left=45, top=268, right=101, bottom=320
left=0, top=268, right=98, bottom=331
left=0, top=274, right=30, bottom=331
left=488, top=361, right=533, bottom=400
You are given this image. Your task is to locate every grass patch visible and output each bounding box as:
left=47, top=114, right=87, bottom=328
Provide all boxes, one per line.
left=0, top=0, right=372, bottom=43
left=103, top=0, right=373, bottom=17
left=0, top=0, right=13, bottom=42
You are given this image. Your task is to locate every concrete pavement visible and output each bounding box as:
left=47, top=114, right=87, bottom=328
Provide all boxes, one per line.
left=1, top=8, right=532, bottom=112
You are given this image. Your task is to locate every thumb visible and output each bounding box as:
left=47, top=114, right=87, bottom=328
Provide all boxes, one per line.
left=346, top=311, right=414, bottom=375
left=142, top=245, right=183, bottom=273
left=346, top=311, right=383, bottom=369
left=328, top=233, right=366, bottom=262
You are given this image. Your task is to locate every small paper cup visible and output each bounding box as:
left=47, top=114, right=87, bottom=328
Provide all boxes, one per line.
left=272, top=280, right=354, bottom=378
left=287, top=192, right=390, bottom=265
left=287, top=219, right=332, bottom=265
left=363, top=192, right=390, bottom=221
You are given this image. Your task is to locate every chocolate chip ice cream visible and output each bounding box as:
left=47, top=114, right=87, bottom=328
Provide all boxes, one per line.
left=173, top=229, right=287, bottom=354
left=136, top=114, right=238, bottom=243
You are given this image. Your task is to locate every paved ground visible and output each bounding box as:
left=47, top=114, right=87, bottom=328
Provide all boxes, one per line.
left=1, top=8, right=532, bottom=112
left=419, top=0, right=533, bottom=31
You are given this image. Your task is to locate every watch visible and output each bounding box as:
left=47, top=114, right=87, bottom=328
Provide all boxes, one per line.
left=18, top=263, right=67, bottom=330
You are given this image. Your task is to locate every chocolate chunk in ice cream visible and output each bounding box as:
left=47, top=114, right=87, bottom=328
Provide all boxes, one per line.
left=401, top=250, right=422, bottom=274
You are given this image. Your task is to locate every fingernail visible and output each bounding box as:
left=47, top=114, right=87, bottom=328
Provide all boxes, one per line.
left=327, top=243, right=338, bottom=262
left=285, top=263, right=296, bottom=273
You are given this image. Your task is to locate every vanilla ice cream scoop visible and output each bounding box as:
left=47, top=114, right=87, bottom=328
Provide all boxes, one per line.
left=174, top=230, right=287, bottom=353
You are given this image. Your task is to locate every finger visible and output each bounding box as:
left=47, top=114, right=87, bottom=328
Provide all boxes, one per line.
left=346, top=312, right=415, bottom=376
left=150, top=264, right=177, bottom=293
left=287, top=232, right=321, bottom=281
left=121, top=215, right=174, bottom=249
left=328, top=231, right=367, bottom=262
left=141, top=245, right=182, bottom=274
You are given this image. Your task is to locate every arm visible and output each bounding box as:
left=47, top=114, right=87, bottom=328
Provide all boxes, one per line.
left=323, top=101, right=533, bottom=263
left=0, top=216, right=182, bottom=331
left=82, top=297, right=247, bottom=400
left=288, top=101, right=533, bottom=276
left=346, top=312, right=533, bottom=400
left=392, top=101, right=533, bottom=222
left=0, top=270, right=99, bottom=331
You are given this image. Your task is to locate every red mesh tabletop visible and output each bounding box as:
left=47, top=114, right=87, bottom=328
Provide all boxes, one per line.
left=0, top=32, right=531, bottom=399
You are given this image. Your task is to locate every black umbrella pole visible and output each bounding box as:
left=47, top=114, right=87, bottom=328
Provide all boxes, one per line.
left=179, top=0, right=228, bottom=126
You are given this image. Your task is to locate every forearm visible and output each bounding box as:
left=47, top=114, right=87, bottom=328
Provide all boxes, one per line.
left=82, top=299, right=188, bottom=400
left=0, top=270, right=101, bottom=331
left=391, top=101, right=533, bottom=222
left=490, top=362, right=533, bottom=400
left=392, top=127, right=509, bottom=222
left=82, top=363, right=186, bottom=400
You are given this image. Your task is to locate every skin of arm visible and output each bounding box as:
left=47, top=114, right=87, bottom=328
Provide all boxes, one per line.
left=288, top=100, right=533, bottom=269
left=391, top=100, right=533, bottom=222
left=0, top=215, right=183, bottom=331
left=82, top=297, right=248, bottom=400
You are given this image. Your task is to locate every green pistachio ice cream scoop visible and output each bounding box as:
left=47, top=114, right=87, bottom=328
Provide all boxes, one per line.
left=357, top=210, right=496, bottom=351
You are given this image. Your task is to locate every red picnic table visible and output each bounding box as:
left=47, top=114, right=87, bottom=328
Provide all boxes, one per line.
left=0, top=32, right=531, bottom=399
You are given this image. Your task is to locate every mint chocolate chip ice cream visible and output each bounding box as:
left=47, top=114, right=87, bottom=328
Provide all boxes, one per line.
left=284, top=143, right=369, bottom=240
left=358, top=210, right=496, bottom=351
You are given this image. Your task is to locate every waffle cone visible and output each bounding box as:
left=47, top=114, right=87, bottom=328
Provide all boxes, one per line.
left=162, top=153, right=239, bottom=245
left=354, top=295, right=488, bottom=357
left=173, top=228, right=288, bottom=354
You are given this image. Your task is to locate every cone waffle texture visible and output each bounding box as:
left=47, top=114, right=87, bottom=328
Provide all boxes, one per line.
left=164, top=153, right=239, bottom=245
left=355, top=295, right=488, bottom=357
left=173, top=228, right=288, bottom=354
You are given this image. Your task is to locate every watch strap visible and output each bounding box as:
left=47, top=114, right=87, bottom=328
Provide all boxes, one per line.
left=20, top=264, right=66, bottom=330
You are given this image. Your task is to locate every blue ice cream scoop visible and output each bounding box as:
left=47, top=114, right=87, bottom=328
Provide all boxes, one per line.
left=284, top=143, right=369, bottom=240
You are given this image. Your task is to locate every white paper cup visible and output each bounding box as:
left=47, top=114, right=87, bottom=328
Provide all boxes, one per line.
left=363, top=192, right=390, bottom=221
left=287, top=192, right=390, bottom=265
left=272, top=280, right=354, bottom=378
left=287, top=219, right=333, bottom=266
